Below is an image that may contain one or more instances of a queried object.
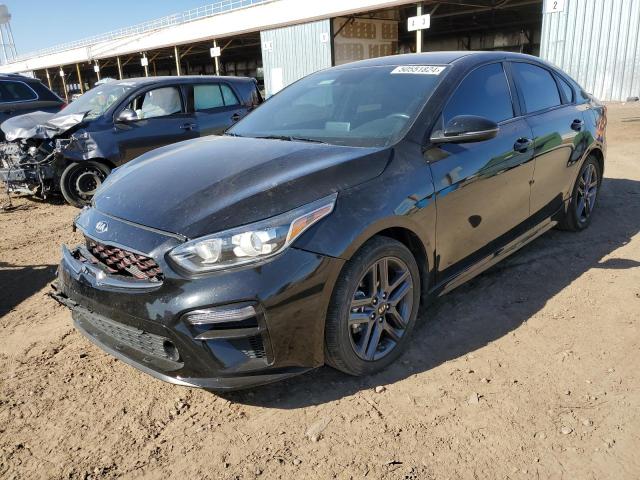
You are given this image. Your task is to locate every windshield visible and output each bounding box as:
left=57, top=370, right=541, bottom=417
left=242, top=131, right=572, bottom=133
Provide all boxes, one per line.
left=229, top=65, right=447, bottom=147
left=58, top=82, right=135, bottom=119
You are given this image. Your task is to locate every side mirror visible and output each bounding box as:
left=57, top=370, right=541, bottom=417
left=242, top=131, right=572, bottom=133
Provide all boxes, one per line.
left=431, top=115, right=499, bottom=144
left=116, top=108, right=138, bottom=123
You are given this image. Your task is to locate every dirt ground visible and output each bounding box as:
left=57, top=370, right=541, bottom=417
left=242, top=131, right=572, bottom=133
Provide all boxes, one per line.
left=0, top=103, right=639, bottom=480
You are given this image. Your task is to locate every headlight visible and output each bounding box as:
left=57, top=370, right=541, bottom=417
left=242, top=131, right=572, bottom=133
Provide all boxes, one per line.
left=169, top=193, right=337, bottom=273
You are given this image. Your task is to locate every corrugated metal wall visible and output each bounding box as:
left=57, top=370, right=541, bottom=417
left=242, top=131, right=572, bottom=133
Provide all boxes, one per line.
left=540, top=0, right=640, bottom=101
left=260, top=20, right=332, bottom=97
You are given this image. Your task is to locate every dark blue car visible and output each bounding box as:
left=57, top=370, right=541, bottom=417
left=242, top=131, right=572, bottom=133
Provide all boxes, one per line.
left=0, top=75, right=261, bottom=206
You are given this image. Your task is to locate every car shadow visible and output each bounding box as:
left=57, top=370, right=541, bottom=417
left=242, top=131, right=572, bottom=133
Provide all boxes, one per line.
left=218, top=177, right=640, bottom=408
left=0, top=261, right=58, bottom=317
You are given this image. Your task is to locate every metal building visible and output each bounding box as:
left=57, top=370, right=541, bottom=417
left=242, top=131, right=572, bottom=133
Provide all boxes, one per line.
left=1, top=0, right=638, bottom=101
left=540, top=0, right=640, bottom=101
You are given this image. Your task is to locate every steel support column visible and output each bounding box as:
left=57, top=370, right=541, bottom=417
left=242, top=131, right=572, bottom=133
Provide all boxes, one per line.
left=45, top=68, right=52, bottom=90
left=59, top=67, right=68, bottom=103
left=213, top=39, right=220, bottom=75
left=76, top=64, right=84, bottom=93
left=416, top=2, right=423, bottom=53
left=174, top=46, right=181, bottom=76
left=116, top=56, right=123, bottom=79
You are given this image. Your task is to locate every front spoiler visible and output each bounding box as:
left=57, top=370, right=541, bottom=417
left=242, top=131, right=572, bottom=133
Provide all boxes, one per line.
left=50, top=282, right=312, bottom=391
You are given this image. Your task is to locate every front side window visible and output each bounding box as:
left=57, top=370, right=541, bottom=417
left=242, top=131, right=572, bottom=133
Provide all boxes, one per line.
left=128, top=87, right=183, bottom=119
left=228, top=65, right=447, bottom=147
left=0, top=81, right=38, bottom=103
left=512, top=62, right=562, bottom=113
left=444, top=63, right=514, bottom=124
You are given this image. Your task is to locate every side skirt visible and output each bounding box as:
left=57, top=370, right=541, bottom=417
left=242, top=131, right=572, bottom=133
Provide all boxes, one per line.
left=435, top=217, right=558, bottom=297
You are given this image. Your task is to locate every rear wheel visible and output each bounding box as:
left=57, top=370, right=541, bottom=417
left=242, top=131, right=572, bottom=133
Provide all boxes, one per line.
left=325, top=237, right=421, bottom=376
left=60, top=161, right=111, bottom=208
left=559, top=155, right=601, bottom=231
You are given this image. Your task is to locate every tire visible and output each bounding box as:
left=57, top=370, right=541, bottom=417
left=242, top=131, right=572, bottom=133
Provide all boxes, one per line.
left=325, top=236, right=421, bottom=376
left=558, top=155, right=602, bottom=231
left=60, top=161, right=111, bottom=208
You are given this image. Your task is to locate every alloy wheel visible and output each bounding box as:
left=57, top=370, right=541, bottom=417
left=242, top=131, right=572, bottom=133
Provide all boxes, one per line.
left=576, top=162, right=599, bottom=223
left=348, top=256, right=414, bottom=361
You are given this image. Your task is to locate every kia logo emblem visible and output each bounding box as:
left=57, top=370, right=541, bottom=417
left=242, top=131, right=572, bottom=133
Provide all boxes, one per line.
left=95, top=221, right=108, bottom=233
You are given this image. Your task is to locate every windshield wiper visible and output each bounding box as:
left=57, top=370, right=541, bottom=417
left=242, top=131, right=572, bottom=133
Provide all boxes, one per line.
left=224, top=132, right=244, bottom=137
left=255, top=134, right=328, bottom=144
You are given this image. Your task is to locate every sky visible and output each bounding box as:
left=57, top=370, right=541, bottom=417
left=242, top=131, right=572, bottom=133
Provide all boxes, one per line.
left=5, top=1, right=214, bottom=55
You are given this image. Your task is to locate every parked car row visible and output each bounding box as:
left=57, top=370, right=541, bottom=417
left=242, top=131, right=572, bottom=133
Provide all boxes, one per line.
left=0, top=75, right=261, bottom=206
left=43, top=51, right=607, bottom=390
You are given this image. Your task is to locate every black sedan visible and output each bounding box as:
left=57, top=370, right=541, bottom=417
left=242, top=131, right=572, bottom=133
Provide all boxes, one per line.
left=52, top=51, right=606, bottom=390
left=0, top=75, right=261, bottom=206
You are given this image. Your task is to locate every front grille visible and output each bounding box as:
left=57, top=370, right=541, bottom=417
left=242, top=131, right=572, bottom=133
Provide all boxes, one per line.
left=83, top=310, right=180, bottom=363
left=85, top=237, right=163, bottom=282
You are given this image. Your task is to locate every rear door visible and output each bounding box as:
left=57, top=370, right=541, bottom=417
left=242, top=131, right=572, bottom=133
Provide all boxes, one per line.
left=429, top=62, right=535, bottom=283
left=191, top=82, right=247, bottom=136
left=113, top=85, right=199, bottom=163
left=510, top=61, right=589, bottom=218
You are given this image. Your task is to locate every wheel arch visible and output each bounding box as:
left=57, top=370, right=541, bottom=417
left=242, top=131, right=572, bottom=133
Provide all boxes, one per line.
left=59, top=156, right=116, bottom=170
left=327, top=218, right=434, bottom=300
left=587, top=146, right=605, bottom=181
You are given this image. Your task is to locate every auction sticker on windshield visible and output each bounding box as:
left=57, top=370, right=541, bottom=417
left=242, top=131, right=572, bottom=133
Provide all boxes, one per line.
left=391, top=65, right=446, bottom=75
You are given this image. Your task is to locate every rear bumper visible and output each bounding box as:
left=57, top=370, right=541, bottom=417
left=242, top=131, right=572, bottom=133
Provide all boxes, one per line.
left=53, top=221, right=344, bottom=390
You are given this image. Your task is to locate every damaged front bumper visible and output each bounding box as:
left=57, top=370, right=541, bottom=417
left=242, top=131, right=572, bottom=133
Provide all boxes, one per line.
left=51, top=210, right=343, bottom=390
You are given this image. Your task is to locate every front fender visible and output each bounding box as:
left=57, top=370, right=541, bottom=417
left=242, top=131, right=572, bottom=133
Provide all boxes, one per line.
left=294, top=145, right=437, bottom=280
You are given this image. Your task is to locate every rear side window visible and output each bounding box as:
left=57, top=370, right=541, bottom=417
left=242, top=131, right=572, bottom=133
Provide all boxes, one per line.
left=512, top=63, right=561, bottom=113
left=557, top=75, right=574, bottom=103
left=194, top=84, right=224, bottom=110
left=444, top=63, right=513, bottom=124
left=194, top=84, right=239, bottom=111
left=0, top=81, right=38, bottom=103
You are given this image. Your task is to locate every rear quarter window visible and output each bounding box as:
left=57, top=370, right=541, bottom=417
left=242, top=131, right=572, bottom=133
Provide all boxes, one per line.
left=556, top=75, right=575, bottom=103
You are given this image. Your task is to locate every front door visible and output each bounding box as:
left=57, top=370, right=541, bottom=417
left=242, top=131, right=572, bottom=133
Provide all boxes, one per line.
left=114, top=85, right=199, bottom=164
left=428, top=62, right=535, bottom=283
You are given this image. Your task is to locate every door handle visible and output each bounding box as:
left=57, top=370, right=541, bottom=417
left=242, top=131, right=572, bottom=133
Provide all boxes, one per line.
left=513, top=137, right=533, bottom=153
left=571, top=119, right=584, bottom=131
left=180, top=123, right=196, bottom=131
left=231, top=112, right=242, bottom=122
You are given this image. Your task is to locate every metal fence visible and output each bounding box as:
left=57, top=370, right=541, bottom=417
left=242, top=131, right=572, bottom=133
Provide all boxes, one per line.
left=540, top=0, right=640, bottom=101
left=15, top=0, right=273, bottom=62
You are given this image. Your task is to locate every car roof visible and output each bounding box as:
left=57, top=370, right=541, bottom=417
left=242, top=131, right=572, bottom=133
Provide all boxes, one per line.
left=333, top=51, right=549, bottom=70
left=107, top=75, right=256, bottom=87
left=0, top=73, right=42, bottom=82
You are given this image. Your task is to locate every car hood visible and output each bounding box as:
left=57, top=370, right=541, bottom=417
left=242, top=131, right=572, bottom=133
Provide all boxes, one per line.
left=1, top=111, right=86, bottom=141
left=94, top=135, right=391, bottom=238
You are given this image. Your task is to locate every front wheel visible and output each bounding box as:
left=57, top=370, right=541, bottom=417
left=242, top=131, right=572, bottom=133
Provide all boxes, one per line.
left=325, top=237, right=421, bottom=376
left=60, top=161, right=111, bottom=208
left=559, top=155, right=601, bottom=231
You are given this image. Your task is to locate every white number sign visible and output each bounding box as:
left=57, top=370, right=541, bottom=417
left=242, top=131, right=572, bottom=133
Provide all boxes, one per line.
left=407, top=14, right=431, bottom=32
left=545, top=0, right=566, bottom=13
